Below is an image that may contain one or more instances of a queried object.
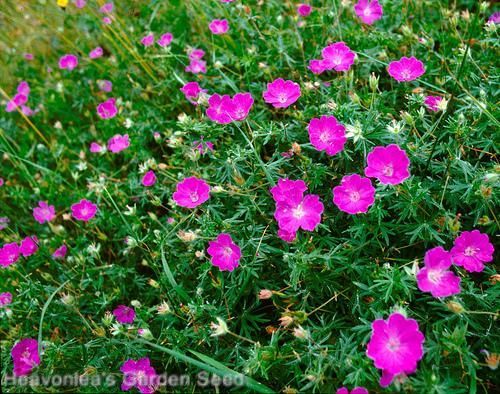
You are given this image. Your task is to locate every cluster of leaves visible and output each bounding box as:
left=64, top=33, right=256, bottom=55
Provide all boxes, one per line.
left=0, top=0, right=498, bottom=393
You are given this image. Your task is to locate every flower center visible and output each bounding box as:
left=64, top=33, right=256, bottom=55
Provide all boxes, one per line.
left=382, top=165, right=394, bottom=177
left=223, top=247, right=233, bottom=257
left=277, top=93, right=288, bottom=103
left=401, top=70, right=411, bottom=80
left=386, top=337, right=400, bottom=352
left=363, top=8, right=372, bottom=16
left=292, top=204, right=305, bottom=219
left=189, top=192, right=199, bottom=202
left=349, top=191, right=361, bottom=202
left=427, top=269, right=443, bottom=284
left=319, top=132, right=330, bottom=143
left=464, top=246, right=478, bottom=256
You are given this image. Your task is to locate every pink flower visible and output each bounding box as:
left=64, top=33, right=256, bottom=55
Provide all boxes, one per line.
left=102, top=16, right=112, bottom=24
left=58, top=54, right=78, bottom=70
left=333, top=174, right=375, bottom=214
left=274, top=194, right=324, bottom=234
left=424, top=96, right=443, bottom=112
left=24, top=53, right=34, bottom=60
left=142, top=170, right=157, bottom=187
left=120, top=358, right=158, bottom=394
left=0, top=243, right=20, bottom=267
left=97, top=98, right=118, bottom=119
left=20, top=236, right=39, bottom=257
left=263, top=78, right=301, bottom=108
left=220, top=0, right=234, bottom=2
left=90, top=142, right=106, bottom=153
left=74, top=0, right=86, bottom=8
left=364, top=144, right=410, bottom=185
left=308, top=115, right=347, bottom=156
left=308, top=59, right=327, bottom=74
left=11, top=339, right=40, bottom=376
left=33, top=201, right=56, bottom=224
left=193, top=137, right=214, bottom=155
left=100, top=2, right=113, bottom=13
left=209, top=19, right=229, bottom=34
left=354, top=0, right=383, bottom=25
left=321, top=42, right=356, bottom=72
left=107, top=134, right=130, bottom=153
left=451, top=230, right=494, bottom=272
left=113, top=305, right=136, bottom=324
left=157, top=32, right=173, bottom=47
left=189, top=48, right=205, bottom=60
left=98, top=79, right=113, bottom=92
left=228, top=92, right=254, bottom=121
left=71, top=199, right=98, bottom=222
left=207, top=233, right=241, bottom=272
left=0, top=292, right=12, bottom=307
left=336, top=387, right=368, bottom=394
left=277, top=228, right=297, bottom=243
left=270, top=178, right=308, bottom=205
left=185, top=59, right=207, bottom=74
left=0, top=178, right=3, bottom=187
left=52, top=244, right=67, bottom=259
left=488, top=12, right=500, bottom=24
left=388, top=56, right=425, bottom=82
left=297, top=4, right=312, bottom=17
left=141, top=33, right=154, bottom=47
left=206, top=94, right=233, bottom=124
left=180, top=82, right=206, bottom=104
left=172, top=177, right=210, bottom=208
left=17, top=81, right=30, bottom=96
left=89, top=47, right=103, bottom=59
left=416, top=247, right=461, bottom=298
left=5, top=93, right=28, bottom=112
left=366, top=313, right=425, bottom=387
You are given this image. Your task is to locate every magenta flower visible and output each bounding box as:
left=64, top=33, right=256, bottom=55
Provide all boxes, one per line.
left=321, top=42, right=356, bottom=72
left=388, top=56, right=425, bottom=82
left=113, top=305, right=136, bottom=324
left=488, top=12, right=500, bottom=24
left=90, top=142, right=106, bottom=153
left=189, top=48, right=205, bottom=60
left=274, top=194, right=324, bottom=234
left=141, top=33, right=154, bottom=47
left=0, top=243, right=20, bottom=268
left=33, top=201, right=56, bottom=224
left=364, top=144, right=410, bottom=185
left=180, top=82, right=206, bottom=104
left=278, top=228, right=297, bottom=243
left=263, top=78, right=301, bottom=108
left=58, top=54, right=78, bottom=71
left=209, top=19, right=229, bottom=34
left=20, top=236, right=38, bottom=257
left=193, top=137, right=214, bottom=155
left=185, top=59, right=207, bottom=74
left=354, top=0, right=383, bottom=25
left=333, top=174, right=375, bottom=214
left=97, top=98, right=118, bottom=119
left=0, top=178, right=3, bottom=187
left=336, top=387, right=368, bottom=394
left=107, top=134, right=130, bottom=153
left=142, top=170, right=157, bottom=187
left=424, top=96, right=443, bottom=112
left=308, top=115, right=347, bottom=156
left=102, top=16, right=112, bottom=24
left=52, top=244, right=67, bottom=259
left=98, top=79, right=113, bottom=92
left=100, top=2, right=113, bottom=13
left=270, top=178, right=308, bottom=205
left=17, top=81, right=30, bottom=96
left=172, top=177, right=210, bottom=208
left=74, top=0, right=86, bottom=8
left=366, top=313, right=425, bottom=387
left=89, top=47, right=103, bottom=59
left=157, top=32, right=173, bottom=47
left=228, top=92, right=254, bottom=121
left=308, top=59, right=327, bottom=75
left=207, top=233, right=241, bottom=272
left=11, top=339, right=40, bottom=376
left=416, top=247, right=461, bottom=298
left=71, top=199, right=98, bottom=222
left=24, top=53, right=34, bottom=60
left=0, top=292, right=12, bottom=307
left=206, top=94, right=233, bottom=124
left=5, top=93, right=28, bottom=112
left=451, top=230, right=494, bottom=272
left=297, top=4, right=312, bottom=17
left=120, top=358, right=158, bottom=394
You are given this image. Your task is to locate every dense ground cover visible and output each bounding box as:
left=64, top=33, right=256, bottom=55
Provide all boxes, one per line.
left=0, top=0, right=499, bottom=392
